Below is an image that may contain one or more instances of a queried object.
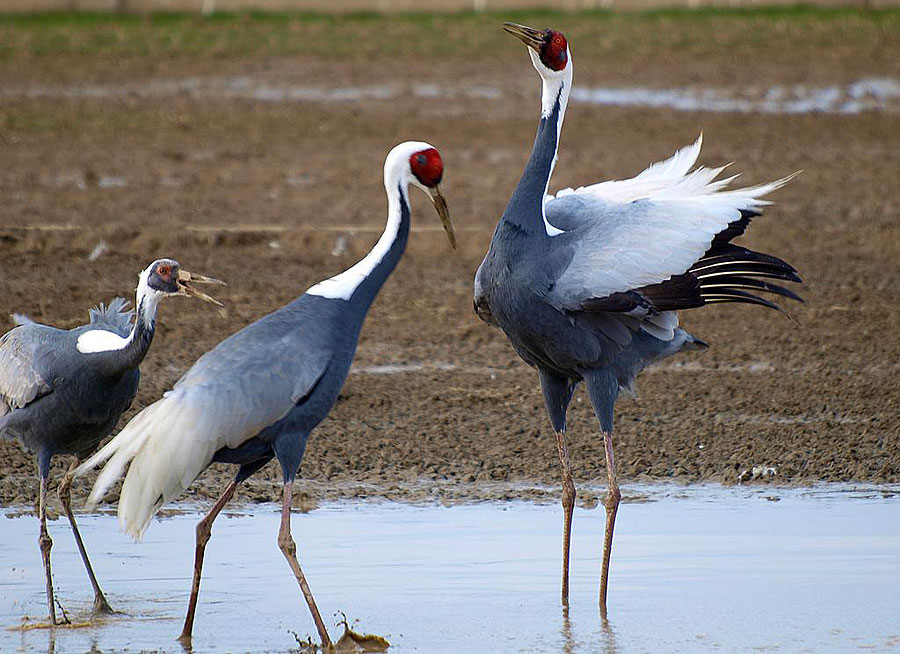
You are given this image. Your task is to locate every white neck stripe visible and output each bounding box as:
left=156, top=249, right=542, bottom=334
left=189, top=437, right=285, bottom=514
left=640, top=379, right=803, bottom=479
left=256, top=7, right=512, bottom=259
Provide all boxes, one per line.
left=305, top=186, right=405, bottom=300
left=307, top=141, right=432, bottom=301
left=75, top=265, right=160, bottom=354
left=532, top=47, right=572, bottom=238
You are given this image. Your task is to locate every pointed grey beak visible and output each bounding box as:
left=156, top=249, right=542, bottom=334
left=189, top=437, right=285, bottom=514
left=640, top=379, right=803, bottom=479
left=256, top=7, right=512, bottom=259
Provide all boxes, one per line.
left=427, top=185, right=455, bottom=250
left=503, top=22, right=546, bottom=53
left=177, top=269, right=226, bottom=306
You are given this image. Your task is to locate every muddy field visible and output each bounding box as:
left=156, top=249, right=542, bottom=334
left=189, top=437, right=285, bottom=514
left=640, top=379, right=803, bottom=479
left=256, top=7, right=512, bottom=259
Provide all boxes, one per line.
left=0, top=11, right=898, bottom=512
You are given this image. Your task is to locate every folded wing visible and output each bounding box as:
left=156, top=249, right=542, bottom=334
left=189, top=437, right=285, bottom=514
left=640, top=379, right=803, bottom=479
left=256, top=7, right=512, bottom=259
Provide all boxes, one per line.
left=0, top=325, right=55, bottom=417
left=77, top=314, right=332, bottom=540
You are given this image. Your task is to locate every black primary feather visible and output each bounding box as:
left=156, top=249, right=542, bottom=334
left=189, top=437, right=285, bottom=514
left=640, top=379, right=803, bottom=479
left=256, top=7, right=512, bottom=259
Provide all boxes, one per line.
left=580, top=213, right=802, bottom=316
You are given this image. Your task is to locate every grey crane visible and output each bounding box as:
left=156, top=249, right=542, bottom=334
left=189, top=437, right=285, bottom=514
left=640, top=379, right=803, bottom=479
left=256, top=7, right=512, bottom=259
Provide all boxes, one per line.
left=474, top=23, right=802, bottom=609
left=76, top=141, right=454, bottom=648
left=0, top=259, right=222, bottom=625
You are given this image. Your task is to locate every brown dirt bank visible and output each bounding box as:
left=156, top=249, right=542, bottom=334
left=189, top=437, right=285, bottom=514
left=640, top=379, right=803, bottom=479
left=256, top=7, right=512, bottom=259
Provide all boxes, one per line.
left=1, top=47, right=898, bottom=512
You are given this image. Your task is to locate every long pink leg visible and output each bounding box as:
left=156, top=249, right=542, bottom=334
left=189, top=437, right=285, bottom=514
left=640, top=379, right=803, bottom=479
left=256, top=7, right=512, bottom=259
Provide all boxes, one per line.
left=598, top=429, right=621, bottom=610
left=178, top=479, right=238, bottom=647
left=278, top=481, right=332, bottom=649
left=555, top=430, right=576, bottom=605
left=37, top=476, right=61, bottom=625
left=58, top=458, right=113, bottom=615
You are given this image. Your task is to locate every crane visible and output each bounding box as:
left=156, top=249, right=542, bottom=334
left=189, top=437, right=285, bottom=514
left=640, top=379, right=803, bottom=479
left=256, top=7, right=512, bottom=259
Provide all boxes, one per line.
left=474, top=23, right=801, bottom=610
left=0, top=258, right=223, bottom=625
left=76, top=141, right=454, bottom=648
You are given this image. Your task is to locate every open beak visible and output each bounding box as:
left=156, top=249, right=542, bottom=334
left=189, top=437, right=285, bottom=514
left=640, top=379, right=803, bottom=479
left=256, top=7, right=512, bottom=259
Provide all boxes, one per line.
left=177, top=269, right=226, bottom=306
left=503, top=22, right=546, bottom=53
left=427, top=185, right=455, bottom=250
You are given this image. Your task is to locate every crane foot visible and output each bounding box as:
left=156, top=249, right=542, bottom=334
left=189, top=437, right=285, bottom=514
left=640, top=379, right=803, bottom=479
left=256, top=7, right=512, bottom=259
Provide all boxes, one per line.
left=92, top=593, right=114, bottom=615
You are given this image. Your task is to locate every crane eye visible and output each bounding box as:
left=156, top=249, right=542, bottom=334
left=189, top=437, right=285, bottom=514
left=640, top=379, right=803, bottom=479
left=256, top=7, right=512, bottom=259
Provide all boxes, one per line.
left=416, top=154, right=427, bottom=166
left=158, top=265, right=170, bottom=276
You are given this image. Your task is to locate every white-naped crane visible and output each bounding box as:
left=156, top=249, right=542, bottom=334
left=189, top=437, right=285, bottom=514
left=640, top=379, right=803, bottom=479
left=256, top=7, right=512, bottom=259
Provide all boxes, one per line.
left=76, top=141, right=454, bottom=649
left=0, top=259, right=223, bottom=625
left=474, top=23, right=801, bottom=610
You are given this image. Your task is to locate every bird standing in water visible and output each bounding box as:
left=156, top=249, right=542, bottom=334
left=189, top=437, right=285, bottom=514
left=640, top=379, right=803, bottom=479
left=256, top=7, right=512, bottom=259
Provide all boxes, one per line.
left=77, top=141, right=455, bottom=648
left=474, top=23, right=801, bottom=609
left=0, top=259, right=222, bottom=624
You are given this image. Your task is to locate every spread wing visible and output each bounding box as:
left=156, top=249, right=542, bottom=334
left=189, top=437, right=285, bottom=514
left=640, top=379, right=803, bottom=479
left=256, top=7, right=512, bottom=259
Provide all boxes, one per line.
left=0, top=324, right=57, bottom=416
left=546, top=137, right=797, bottom=320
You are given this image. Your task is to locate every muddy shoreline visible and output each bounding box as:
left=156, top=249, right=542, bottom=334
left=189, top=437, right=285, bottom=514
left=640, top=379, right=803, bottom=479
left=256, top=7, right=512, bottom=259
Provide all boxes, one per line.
left=2, top=32, right=899, bottom=511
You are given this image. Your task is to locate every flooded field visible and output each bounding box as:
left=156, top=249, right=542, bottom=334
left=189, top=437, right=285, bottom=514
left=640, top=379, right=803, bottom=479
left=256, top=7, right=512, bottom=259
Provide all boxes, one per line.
left=0, top=10, right=899, bottom=652
left=3, top=76, right=899, bottom=114
left=2, top=485, right=899, bottom=653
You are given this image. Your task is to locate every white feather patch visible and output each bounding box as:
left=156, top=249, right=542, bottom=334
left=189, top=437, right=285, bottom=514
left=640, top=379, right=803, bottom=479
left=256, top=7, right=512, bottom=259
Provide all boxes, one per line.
left=76, top=329, right=132, bottom=354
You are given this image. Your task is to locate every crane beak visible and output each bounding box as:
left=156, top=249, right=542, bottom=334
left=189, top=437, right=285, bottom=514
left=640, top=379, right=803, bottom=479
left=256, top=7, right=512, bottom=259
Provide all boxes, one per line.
left=176, top=269, right=226, bottom=306
left=502, top=22, right=545, bottom=52
left=427, top=185, right=456, bottom=250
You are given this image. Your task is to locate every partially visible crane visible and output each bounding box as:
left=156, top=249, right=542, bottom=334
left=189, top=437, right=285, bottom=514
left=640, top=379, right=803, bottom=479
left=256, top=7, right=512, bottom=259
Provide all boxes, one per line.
left=0, top=259, right=222, bottom=624
left=474, top=23, right=801, bottom=609
left=77, top=141, right=454, bottom=649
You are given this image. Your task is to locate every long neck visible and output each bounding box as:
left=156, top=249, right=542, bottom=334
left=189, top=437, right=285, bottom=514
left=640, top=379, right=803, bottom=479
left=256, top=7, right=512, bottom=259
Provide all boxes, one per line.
left=306, top=180, right=411, bottom=312
left=500, top=62, right=571, bottom=237
left=95, top=291, right=159, bottom=375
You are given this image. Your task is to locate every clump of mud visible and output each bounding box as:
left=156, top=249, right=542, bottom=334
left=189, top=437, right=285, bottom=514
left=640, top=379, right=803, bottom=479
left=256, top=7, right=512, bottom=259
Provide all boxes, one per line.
left=291, top=613, right=390, bottom=653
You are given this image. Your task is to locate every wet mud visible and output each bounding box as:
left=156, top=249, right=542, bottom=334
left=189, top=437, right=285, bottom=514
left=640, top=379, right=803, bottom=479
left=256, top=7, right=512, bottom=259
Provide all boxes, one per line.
left=0, top=44, right=899, bottom=511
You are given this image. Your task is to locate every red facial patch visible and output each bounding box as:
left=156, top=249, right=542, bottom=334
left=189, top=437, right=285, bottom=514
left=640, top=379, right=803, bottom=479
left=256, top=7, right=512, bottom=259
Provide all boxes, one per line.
left=540, top=31, right=569, bottom=72
left=409, top=148, right=443, bottom=188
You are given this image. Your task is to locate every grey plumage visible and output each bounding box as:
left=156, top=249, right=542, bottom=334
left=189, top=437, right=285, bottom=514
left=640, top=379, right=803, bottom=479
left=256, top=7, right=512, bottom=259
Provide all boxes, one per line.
left=77, top=141, right=455, bottom=648
left=0, top=258, right=222, bottom=625
left=0, top=297, right=136, bottom=470
left=475, top=23, right=801, bottom=610
left=88, top=297, right=134, bottom=335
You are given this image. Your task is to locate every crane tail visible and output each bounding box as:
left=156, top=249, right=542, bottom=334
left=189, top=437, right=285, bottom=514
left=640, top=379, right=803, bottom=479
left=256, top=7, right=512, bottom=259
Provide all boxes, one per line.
left=78, top=390, right=218, bottom=541
left=76, top=400, right=169, bottom=508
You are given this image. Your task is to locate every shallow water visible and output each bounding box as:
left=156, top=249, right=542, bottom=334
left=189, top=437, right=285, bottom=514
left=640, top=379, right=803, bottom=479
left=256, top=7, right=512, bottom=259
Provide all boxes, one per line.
left=3, top=77, right=899, bottom=114
left=2, top=485, right=899, bottom=653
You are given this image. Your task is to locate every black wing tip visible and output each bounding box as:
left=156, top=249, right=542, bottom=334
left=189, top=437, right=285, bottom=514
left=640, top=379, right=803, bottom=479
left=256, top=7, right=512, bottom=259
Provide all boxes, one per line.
left=701, top=288, right=805, bottom=322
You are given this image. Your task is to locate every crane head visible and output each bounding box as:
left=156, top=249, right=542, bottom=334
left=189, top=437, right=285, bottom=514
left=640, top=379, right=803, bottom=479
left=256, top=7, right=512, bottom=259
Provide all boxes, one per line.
left=406, top=145, right=455, bottom=250
left=503, top=23, right=570, bottom=74
left=144, top=259, right=225, bottom=306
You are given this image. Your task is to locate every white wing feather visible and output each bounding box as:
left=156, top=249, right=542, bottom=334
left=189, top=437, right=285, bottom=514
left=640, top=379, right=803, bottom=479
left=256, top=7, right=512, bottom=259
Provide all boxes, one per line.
left=546, top=136, right=796, bottom=306
left=552, top=134, right=708, bottom=204
left=76, top=374, right=298, bottom=540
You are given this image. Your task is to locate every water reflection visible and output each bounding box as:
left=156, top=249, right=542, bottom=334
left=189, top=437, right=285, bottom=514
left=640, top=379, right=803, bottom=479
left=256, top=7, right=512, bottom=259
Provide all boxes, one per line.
left=561, top=606, right=575, bottom=654
left=598, top=605, right=618, bottom=654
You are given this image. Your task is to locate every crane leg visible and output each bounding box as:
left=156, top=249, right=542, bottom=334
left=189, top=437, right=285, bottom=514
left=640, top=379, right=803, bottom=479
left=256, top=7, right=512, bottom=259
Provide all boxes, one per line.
left=584, top=371, right=620, bottom=611
left=555, top=430, right=576, bottom=606
left=178, top=479, right=238, bottom=647
left=598, top=429, right=620, bottom=610
left=58, top=459, right=113, bottom=615
left=278, top=481, right=332, bottom=650
left=38, top=476, right=67, bottom=625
